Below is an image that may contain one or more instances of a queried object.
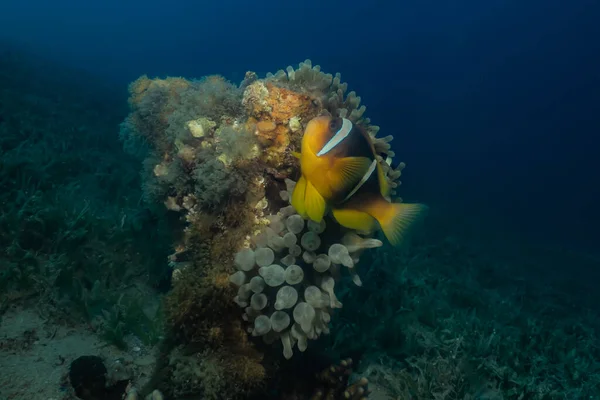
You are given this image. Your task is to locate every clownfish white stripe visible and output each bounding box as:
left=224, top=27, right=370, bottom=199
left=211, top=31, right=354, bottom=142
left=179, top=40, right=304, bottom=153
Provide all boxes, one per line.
left=341, top=159, right=378, bottom=203
left=317, top=118, right=353, bottom=156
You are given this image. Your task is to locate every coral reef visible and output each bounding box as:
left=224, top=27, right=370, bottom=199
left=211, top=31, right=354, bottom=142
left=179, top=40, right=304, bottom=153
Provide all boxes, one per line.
left=121, top=60, right=409, bottom=398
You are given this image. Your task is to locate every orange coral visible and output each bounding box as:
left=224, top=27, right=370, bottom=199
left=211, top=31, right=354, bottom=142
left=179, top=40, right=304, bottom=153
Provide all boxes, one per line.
left=250, top=83, right=320, bottom=167
left=256, top=120, right=277, bottom=132
left=251, top=118, right=284, bottom=148
left=264, top=83, right=314, bottom=123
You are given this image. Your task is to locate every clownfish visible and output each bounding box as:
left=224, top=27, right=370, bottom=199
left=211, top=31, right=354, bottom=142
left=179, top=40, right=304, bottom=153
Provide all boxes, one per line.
left=291, top=115, right=427, bottom=246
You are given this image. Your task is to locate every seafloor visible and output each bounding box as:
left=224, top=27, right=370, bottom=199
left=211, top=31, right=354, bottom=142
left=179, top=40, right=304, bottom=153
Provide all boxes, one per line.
left=1, top=45, right=599, bottom=400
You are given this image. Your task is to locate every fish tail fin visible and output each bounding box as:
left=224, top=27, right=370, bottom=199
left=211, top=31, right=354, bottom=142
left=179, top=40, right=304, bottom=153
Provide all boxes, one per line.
left=291, top=175, right=327, bottom=222
left=367, top=198, right=428, bottom=246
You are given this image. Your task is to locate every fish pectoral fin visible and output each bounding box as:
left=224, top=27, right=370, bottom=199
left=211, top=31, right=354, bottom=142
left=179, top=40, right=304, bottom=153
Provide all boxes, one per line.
left=327, top=156, right=372, bottom=194
left=304, top=179, right=327, bottom=222
left=331, top=208, right=377, bottom=233
left=291, top=175, right=308, bottom=218
left=376, top=202, right=429, bottom=246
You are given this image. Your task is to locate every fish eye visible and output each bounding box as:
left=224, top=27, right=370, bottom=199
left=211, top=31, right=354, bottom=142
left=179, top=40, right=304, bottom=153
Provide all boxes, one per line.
left=329, top=118, right=341, bottom=131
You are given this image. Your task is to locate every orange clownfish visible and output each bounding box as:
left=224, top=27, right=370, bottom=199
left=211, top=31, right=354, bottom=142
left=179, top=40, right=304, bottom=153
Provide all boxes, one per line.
left=291, top=115, right=427, bottom=246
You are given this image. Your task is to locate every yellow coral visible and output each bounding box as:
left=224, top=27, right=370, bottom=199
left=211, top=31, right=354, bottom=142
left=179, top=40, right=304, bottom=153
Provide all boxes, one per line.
left=187, top=117, right=217, bottom=138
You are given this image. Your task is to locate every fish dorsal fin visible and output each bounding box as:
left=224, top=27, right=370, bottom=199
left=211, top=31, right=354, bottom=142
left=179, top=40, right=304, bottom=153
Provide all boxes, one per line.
left=317, top=118, right=353, bottom=156
left=341, top=159, right=378, bottom=203
left=326, top=156, right=372, bottom=196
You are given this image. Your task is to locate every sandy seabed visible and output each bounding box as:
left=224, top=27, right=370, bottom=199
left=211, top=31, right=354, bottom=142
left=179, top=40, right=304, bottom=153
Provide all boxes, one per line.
left=0, top=307, right=157, bottom=400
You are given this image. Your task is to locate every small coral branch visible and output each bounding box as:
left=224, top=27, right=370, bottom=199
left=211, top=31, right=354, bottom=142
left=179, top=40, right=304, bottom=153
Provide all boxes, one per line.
left=310, top=358, right=370, bottom=400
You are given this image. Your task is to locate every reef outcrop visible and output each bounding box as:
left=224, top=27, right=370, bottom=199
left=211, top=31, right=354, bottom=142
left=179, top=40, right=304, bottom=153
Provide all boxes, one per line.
left=120, top=60, right=411, bottom=399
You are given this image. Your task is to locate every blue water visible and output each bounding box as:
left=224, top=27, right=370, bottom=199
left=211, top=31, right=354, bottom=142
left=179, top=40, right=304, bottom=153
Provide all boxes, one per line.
left=3, top=0, right=598, bottom=251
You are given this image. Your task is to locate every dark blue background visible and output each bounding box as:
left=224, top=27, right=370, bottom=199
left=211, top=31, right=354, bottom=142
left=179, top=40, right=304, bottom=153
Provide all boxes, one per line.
left=2, top=0, right=598, bottom=250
